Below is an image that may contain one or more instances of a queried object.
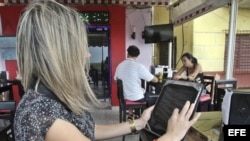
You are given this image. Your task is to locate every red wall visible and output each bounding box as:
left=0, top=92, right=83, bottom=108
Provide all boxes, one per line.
left=0, top=5, right=125, bottom=106
left=5, top=60, right=20, bottom=103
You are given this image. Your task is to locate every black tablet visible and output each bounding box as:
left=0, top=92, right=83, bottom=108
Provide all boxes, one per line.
left=145, top=80, right=203, bottom=137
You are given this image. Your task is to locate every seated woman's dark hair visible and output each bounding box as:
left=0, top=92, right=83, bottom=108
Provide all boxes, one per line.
left=127, top=45, right=140, bottom=57
left=181, top=52, right=198, bottom=65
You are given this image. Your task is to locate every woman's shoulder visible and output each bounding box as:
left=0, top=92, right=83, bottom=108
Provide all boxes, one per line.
left=15, top=89, right=69, bottom=124
left=196, top=63, right=202, bottom=67
left=14, top=89, right=67, bottom=140
left=196, top=63, right=203, bottom=72
left=14, top=89, right=94, bottom=140
left=17, top=89, right=65, bottom=112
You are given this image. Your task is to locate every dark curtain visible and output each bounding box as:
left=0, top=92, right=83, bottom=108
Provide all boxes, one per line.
left=87, top=33, right=109, bottom=47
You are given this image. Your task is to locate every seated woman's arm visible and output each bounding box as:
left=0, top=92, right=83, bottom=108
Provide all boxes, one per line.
left=45, top=119, right=91, bottom=141
left=173, top=66, right=186, bottom=80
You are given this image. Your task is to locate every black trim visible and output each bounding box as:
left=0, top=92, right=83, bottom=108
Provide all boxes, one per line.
left=29, top=81, right=72, bottom=112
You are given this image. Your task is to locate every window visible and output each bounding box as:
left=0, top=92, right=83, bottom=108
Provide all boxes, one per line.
left=225, top=34, right=250, bottom=74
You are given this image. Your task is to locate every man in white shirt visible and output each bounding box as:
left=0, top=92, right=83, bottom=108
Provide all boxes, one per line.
left=114, top=45, right=158, bottom=118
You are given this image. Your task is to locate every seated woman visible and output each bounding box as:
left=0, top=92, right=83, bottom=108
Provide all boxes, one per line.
left=173, top=52, right=203, bottom=83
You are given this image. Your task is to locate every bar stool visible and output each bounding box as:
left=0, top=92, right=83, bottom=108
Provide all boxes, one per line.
left=197, top=75, right=215, bottom=111
left=0, top=101, right=16, bottom=141
left=116, top=79, right=147, bottom=141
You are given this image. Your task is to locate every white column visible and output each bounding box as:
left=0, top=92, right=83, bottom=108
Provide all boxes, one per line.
left=168, top=41, right=172, bottom=69
left=225, top=0, right=238, bottom=79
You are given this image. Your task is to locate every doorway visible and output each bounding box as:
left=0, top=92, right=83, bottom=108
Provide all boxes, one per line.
left=87, top=26, right=111, bottom=102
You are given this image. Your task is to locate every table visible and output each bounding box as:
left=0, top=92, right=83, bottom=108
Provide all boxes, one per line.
left=146, top=80, right=166, bottom=95
left=145, top=81, right=166, bottom=107
left=186, top=111, right=222, bottom=141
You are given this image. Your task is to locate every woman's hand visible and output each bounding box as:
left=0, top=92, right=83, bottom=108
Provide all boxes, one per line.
left=134, top=105, right=154, bottom=131
left=157, top=101, right=201, bottom=141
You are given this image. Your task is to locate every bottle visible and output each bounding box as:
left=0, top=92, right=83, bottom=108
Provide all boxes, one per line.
left=158, top=72, right=163, bottom=83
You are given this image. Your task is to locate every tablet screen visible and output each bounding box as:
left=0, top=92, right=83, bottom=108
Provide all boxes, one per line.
left=146, top=80, right=203, bottom=136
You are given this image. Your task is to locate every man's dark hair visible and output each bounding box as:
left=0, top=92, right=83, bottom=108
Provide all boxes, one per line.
left=127, top=45, right=140, bottom=57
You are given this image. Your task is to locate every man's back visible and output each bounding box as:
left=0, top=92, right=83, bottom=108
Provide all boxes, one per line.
left=114, top=58, right=154, bottom=101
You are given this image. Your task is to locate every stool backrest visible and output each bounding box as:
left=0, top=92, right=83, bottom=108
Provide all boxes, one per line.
left=0, top=101, right=16, bottom=141
left=203, top=75, right=215, bottom=96
left=116, top=79, right=125, bottom=106
left=0, top=85, right=14, bottom=101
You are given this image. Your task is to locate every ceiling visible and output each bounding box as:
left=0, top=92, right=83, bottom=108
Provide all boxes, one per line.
left=0, top=0, right=250, bottom=9
left=238, top=0, right=250, bottom=9
left=0, top=0, right=249, bottom=26
left=0, top=0, right=168, bottom=6
left=170, top=0, right=250, bottom=26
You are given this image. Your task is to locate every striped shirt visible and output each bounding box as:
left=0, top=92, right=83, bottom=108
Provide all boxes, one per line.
left=114, top=58, right=154, bottom=101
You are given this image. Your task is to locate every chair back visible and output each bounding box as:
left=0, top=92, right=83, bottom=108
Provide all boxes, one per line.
left=203, top=75, right=215, bottom=96
left=89, top=68, right=98, bottom=87
left=197, top=75, right=215, bottom=111
left=214, top=79, right=237, bottom=111
left=0, top=101, right=16, bottom=141
left=0, top=85, right=14, bottom=101
left=6, top=80, right=25, bottom=99
left=117, top=79, right=125, bottom=107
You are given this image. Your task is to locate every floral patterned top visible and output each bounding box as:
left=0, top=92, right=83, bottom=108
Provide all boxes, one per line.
left=14, top=89, right=95, bottom=141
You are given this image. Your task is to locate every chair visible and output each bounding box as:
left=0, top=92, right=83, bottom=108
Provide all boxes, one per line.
left=214, top=79, right=237, bottom=111
left=197, top=75, right=215, bottom=112
left=89, top=68, right=99, bottom=87
left=116, top=79, right=147, bottom=141
left=0, top=84, right=16, bottom=141
left=0, top=85, right=14, bottom=101
left=0, top=101, right=16, bottom=141
left=6, top=79, right=25, bottom=99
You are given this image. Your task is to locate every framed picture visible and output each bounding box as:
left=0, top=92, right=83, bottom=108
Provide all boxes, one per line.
left=0, top=36, right=16, bottom=60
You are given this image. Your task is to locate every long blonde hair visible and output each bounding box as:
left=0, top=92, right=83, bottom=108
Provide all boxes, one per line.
left=16, top=0, right=101, bottom=114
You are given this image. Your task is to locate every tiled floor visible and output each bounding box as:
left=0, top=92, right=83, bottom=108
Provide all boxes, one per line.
left=90, top=105, right=140, bottom=141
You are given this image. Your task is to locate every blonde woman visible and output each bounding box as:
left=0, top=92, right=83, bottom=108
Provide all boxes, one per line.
left=14, top=1, right=201, bottom=141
